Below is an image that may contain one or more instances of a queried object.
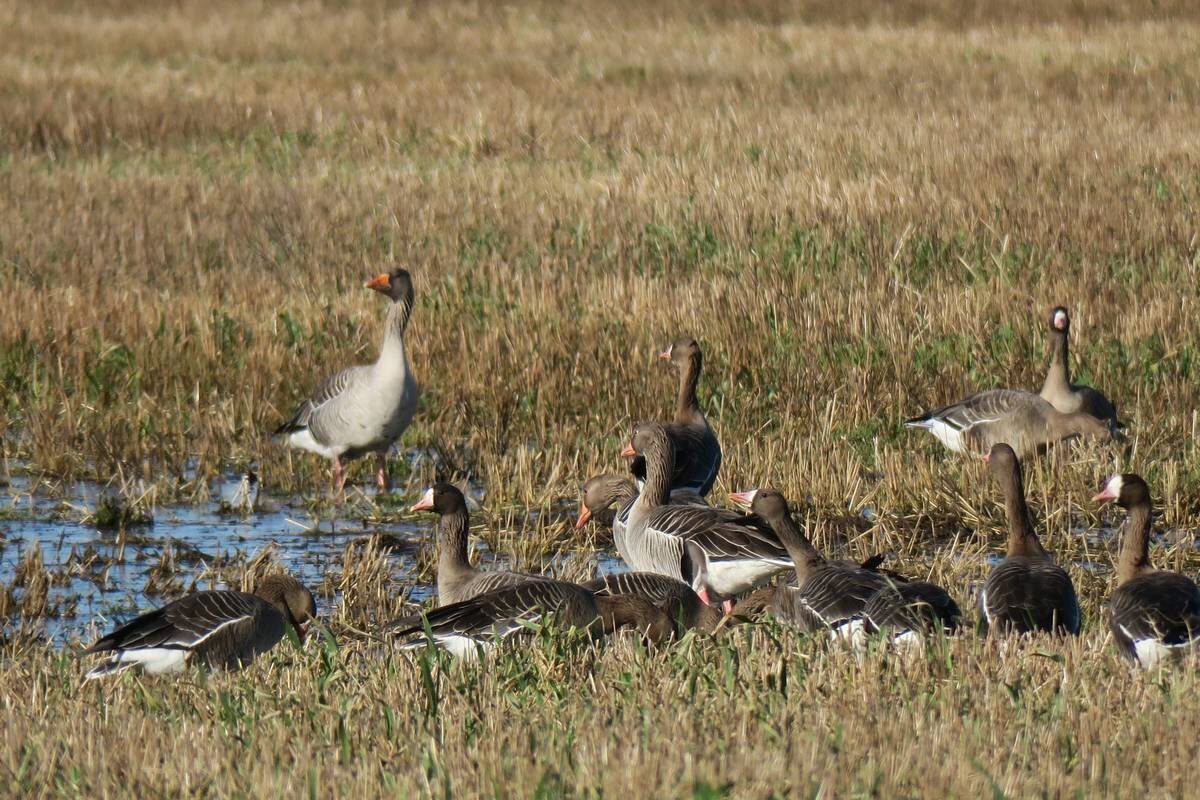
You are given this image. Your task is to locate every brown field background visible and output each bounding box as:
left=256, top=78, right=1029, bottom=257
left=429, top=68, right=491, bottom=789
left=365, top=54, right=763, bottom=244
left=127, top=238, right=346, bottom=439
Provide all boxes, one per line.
left=2, top=0, right=1200, bottom=796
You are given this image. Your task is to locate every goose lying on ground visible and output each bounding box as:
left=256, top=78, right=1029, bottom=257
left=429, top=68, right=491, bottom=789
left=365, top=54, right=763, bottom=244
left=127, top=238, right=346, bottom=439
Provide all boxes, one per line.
left=1095, top=474, right=1200, bottom=668
left=275, top=267, right=420, bottom=497
left=392, top=579, right=673, bottom=658
left=1039, top=306, right=1120, bottom=428
left=411, top=483, right=545, bottom=605
left=979, top=443, right=1081, bottom=635
left=905, top=388, right=1114, bottom=458
left=84, top=575, right=316, bottom=679
left=841, top=579, right=963, bottom=650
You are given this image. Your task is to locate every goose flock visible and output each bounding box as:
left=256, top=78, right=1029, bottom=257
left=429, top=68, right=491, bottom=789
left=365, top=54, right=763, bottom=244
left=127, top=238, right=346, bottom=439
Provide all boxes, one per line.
left=83, top=279, right=1200, bottom=677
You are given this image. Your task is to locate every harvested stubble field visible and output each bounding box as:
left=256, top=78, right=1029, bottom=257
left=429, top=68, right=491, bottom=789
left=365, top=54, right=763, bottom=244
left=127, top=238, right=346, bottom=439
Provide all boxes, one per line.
left=2, top=0, right=1200, bottom=796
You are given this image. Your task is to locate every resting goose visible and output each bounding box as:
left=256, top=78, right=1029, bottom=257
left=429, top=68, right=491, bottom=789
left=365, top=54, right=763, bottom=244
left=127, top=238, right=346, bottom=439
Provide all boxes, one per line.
left=392, top=579, right=673, bottom=658
left=582, top=571, right=725, bottom=634
left=730, top=488, right=886, bottom=633
left=846, top=579, right=963, bottom=650
left=1094, top=474, right=1200, bottom=667
left=905, top=388, right=1114, bottom=458
left=1039, top=306, right=1120, bottom=427
left=979, top=443, right=1081, bottom=635
left=657, top=336, right=722, bottom=496
left=84, top=575, right=316, bottom=679
left=275, top=267, right=420, bottom=497
left=411, top=484, right=543, bottom=606
left=620, top=423, right=792, bottom=607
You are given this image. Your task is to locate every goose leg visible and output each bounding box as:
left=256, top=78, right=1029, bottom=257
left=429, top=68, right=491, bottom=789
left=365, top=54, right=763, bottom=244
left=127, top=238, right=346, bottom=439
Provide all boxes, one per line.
left=375, top=452, right=390, bottom=494
left=722, top=599, right=734, bottom=614
left=331, top=457, right=346, bottom=500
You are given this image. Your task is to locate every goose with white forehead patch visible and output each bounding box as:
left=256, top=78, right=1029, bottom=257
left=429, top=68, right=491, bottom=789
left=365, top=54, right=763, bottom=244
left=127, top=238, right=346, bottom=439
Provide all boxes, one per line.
left=1039, top=305, right=1121, bottom=428
left=1095, top=474, right=1200, bottom=668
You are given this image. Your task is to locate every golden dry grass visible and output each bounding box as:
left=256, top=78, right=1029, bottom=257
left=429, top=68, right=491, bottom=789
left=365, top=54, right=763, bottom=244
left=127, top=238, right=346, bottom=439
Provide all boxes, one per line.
left=2, top=0, right=1200, bottom=796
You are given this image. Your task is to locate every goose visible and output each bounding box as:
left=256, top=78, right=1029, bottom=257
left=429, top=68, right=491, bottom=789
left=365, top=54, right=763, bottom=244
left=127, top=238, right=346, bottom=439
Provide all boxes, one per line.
left=842, top=579, right=963, bottom=651
left=905, top=388, right=1114, bottom=458
left=275, top=267, right=420, bottom=497
left=619, top=423, right=792, bottom=607
left=979, top=443, right=1081, bottom=635
left=411, top=483, right=544, bottom=606
left=583, top=570, right=772, bottom=633
left=1039, top=306, right=1120, bottom=427
left=729, top=488, right=887, bottom=633
left=1094, top=474, right=1200, bottom=667
left=83, top=575, right=316, bottom=679
left=392, top=579, right=673, bottom=659
left=657, top=336, right=722, bottom=496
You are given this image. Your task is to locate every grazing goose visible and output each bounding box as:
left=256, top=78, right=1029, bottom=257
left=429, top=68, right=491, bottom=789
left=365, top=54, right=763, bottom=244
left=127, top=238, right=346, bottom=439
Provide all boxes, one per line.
left=905, top=388, right=1114, bottom=458
left=83, top=575, right=316, bottom=679
left=620, top=423, right=792, bottom=607
left=657, top=336, right=722, bottom=495
left=729, top=488, right=886, bottom=633
left=574, top=472, right=708, bottom=558
left=275, top=267, right=420, bottom=497
left=1039, top=306, right=1120, bottom=427
left=1094, top=474, right=1200, bottom=667
left=582, top=571, right=726, bottom=633
left=845, top=579, right=963, bottom=650
left=392, top=579, right=673, bottom=659
left=411, top=484, right=543, bottom=606
left=979, top=443, right=1081, bottom=635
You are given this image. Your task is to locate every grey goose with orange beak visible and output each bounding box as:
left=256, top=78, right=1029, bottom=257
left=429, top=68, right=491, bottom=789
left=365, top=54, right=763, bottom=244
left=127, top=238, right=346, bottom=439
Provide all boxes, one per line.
left=1095, top=474, right=1200, bottom=668
left=620, top=423, right=791, bottom=610
left=411, top=483, right=546, bottom=606
left=1039, top=306, right=1121, bottom=429
left=275, top=267, right=420, bottom=499
left=978, top=443, right=1081, bottom=636
left=84, top=575, right=315, bottom=679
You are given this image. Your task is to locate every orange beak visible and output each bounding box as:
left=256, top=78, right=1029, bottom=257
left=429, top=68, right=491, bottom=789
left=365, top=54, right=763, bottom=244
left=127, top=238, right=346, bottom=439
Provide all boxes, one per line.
left=619, top=442, right=637, bottom=458
left=574, top=506, right=593, bottom=529
left=728, top=490, right=757, bottom=509
left=365, top=273, right=391, bottom=293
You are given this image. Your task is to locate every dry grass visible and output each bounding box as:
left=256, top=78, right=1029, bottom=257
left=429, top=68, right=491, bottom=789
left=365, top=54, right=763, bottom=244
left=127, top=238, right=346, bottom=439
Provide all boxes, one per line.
left=2, top=0, right=1200, bottom=796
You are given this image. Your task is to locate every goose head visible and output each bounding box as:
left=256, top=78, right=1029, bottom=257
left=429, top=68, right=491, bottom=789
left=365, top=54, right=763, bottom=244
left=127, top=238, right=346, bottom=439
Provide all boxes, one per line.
left=365, top=267, right=415, bottom=306
left=256, top=574, right=317, bottom=641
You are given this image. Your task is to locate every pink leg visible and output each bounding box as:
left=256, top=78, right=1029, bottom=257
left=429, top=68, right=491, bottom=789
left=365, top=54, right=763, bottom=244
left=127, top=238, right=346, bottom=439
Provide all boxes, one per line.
left=331, top=457, right=346, bottom=501
left=375, top=452, right=389, bottom=493
left=722, top=599, right=734, bottom=614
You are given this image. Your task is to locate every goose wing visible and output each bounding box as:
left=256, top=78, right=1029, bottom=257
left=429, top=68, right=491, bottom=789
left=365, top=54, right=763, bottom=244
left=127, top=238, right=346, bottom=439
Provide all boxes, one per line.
left=1109, top=572, right=1200, bottom=650
left=275, top=366, right=367, bottom=434
left=645, top=505, right=791, bottom=564
left=907, top=389, right=1036, bottom=432
left=983, top=557, right=1080, bottom=634
left=393, top=581, right=595, bottom=643
left=86, top=591, right=262, bottom=653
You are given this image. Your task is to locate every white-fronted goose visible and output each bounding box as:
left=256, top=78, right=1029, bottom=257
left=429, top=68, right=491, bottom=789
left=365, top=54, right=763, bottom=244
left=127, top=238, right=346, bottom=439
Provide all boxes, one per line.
left=411, top=484, right=543, bottom=606
left=84, top=575, right=316, bottom=679
left=657, top=336, right=722, bottom=496
left=979, top=443, right=1081, bottom=635
left=275, top=268, right=420, bottom=497
left=392, top=579, right=673, bottom=659
left=619, top=423, right=792, bottom=606
left=905, top=388, right=1114, bottom=458
left=582, top=571, right=725, bottom=633
left=1094, top=474, right=1200, bottom=667
left=1039, top=306, right=1120, bottom=427
left=845, top=579, right=962, bottom=650
left=730, top=488, right=887, bottom=633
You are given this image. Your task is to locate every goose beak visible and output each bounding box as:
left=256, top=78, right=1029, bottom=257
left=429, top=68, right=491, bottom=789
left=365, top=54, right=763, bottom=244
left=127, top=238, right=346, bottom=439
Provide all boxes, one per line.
left=658, top=346, right=673, bottom=361
left=410, top=487, right=435, bottom=512
left=295, top=622, right=308, bottom=643
left=574, top=506, right=593, bottom=529
left=619, top=443, right=637, bottom=458
left=728, top=489, right=757, bottom=509
left=981, top=453, right=991, bottom=464
left=365, top=273, right=392, bottom=293
left=1092, top=489, right=1116, bottom=503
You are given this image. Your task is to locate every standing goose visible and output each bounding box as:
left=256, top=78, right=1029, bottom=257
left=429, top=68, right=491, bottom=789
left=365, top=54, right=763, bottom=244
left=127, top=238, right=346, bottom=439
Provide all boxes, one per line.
left=729, top=488, right=886, bottom=633
left=979, top=443, right=1081, bottom=635
left=83, top=575, right=316, bottom=679
left=1039, top=306, right=1121, bottom=428
left=658, top=336, right=722, bottom=496
left=1094, top=474, right=1200, bottom=667
left=619, top=423, right=792, bottom=607
left=411, top=483, right=544, bottom=606
left=905, top=388, right=1114, bottom=458
left=275, top=267, right=420, bottom=497
left=392, top=579, right=673, bottom=658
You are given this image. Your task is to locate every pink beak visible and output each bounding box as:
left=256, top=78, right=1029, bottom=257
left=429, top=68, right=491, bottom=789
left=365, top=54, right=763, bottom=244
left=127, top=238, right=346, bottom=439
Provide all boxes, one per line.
left=728, top=489, right=757, bottom=509
left=1092, top=488, right=1118, bottom=504
left=619, top=443, right=637, bottom=458
left=981, top=454, right=991, bottom=464
left=658, top=346, right=673, bottom=361
left=410, top=487, right=435, bottom=512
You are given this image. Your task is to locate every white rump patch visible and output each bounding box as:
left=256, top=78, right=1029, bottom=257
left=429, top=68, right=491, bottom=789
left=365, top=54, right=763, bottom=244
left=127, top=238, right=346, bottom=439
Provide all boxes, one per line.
left=286, top=428, right=341, bottom=459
